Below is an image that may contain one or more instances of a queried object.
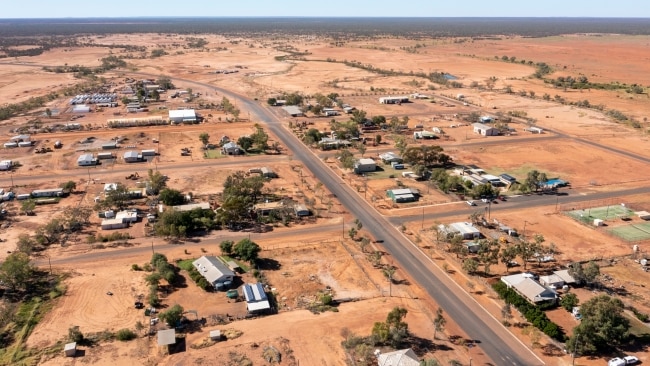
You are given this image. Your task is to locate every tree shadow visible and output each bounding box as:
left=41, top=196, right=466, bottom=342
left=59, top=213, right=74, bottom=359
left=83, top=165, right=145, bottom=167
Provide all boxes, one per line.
left=256, top=258, right=281, bottom=271
left=407, top=335, right=453, bottom=354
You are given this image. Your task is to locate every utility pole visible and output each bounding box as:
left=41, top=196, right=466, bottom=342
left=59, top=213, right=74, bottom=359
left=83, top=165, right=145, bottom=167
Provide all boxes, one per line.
left=151, top=241, right=154, bottom=254
left=10, top=171, right=14, bottom=188
left=421, top=206, right=425, bottom=229
left=341, top=218, right=345, bottom=239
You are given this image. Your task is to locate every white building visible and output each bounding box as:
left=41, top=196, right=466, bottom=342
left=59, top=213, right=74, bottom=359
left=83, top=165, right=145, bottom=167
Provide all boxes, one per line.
left=377, top=348, right=420, bottom=366
left=243, top=283, right=271, bottom=313
left=168, top=109, right=196, bottom=123
left=0, top=160, right=12, bottom=171
left=192, top=256, right=235, bottom=289
left=77, top=153, right=97, bottom=166
left=473, top=123, right=499, bottom=136
left=354, top=158, right=376, bottom=174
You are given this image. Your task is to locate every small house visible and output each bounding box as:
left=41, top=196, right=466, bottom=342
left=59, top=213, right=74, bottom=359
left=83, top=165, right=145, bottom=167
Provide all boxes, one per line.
left=354, top=158, right=376, bottom=174
left=377, top=348, right=420, bottom=366
left=253, top=201, right=284, bottom=216
left=0, top=160, right=12, bottom=171
left=31, top=188, right=64, bottom=198
left=293, top=204, right=310, bottom=217
left=413, top=131, right=437, bottom=139
left=528, top=126, right=544, bottom=134
left=501, top=273, right=557, bottom=305
left=102, top=141, right=119, bottom=150
left=499, top=174, right=517, bottom=185
left=101, top=218, right=128, bottom=230
left=72, top=104, right=90, bottom=113
left=448, top=222, right=481, bottom=240
left=77, top=153, right=97, bottom=166
left=10, top=135, right=30, bottom=142
left=379, top=151, right=403, bottom=164
left=123, top=151, right=140, bottom=163
left=260, top=167, right=277, bottom=178
left=281, top=105, right=304, bottom=117
left=472, top=123, right=499, bottom=136
left=97, top=152, right=114, bottom=160
left=243, top=283, right=271, bottom=313
left=222, top=142, right=241, bottom=155
left=386, top=188, right=419, bottom=203
left=116, top=210, right=137, bottom=223
left=64, top=342, right=77, bottom=357
left=157, top=329, right=176, bottom=348
left=192, top=256, right=235, bottom=290
left=379, top=96, right=409, bottom=104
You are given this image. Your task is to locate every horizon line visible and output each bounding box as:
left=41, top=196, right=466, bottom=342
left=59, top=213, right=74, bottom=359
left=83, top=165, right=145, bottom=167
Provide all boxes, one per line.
left=2, top=16, right=650, bottom=20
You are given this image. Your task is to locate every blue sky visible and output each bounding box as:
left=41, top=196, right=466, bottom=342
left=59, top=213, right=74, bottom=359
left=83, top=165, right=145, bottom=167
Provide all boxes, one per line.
left=2, top=0, right=649, bottom=18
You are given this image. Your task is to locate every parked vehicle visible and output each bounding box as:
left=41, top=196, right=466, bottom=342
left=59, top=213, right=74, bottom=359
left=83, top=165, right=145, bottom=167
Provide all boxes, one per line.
left=623, top=356, right=639, bottom=365
left=608, top=358, right=626, bottom=366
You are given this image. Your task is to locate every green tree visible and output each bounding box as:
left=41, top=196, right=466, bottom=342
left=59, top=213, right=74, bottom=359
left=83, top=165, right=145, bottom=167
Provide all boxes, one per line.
left=267, top=97, right=277, bottom=106
left=156, top=76, right=174, bottom=90
left=199, top=132, right=210, bottom=145
left=357, top=143, right=367, bottom=157
left=560, top=293, right=579, bottom=312
left=569, top=261, right=600, bottom=286
left=159, top=304, right=184, bottom=327
left=144, top=272, right=162, bottom=286
left=0, top=252, right=33, bottom=291
left=17, top=234, right=37, bottom=255
left=303, top=128, right=323, bottom=145
left=59, top=180, right=77, bottom=193
left=336, top=149, right=355, bottom=170
left=514, top=240, right=540, bottom=271
left=566, top=295, right=630, bottom=355
left=374, top=134, right=382, bottom=145
left=394, top=136, right=408, bottom=156
left=237, top=136, right=254, bottom=151
left=433, top=307, right=446, bottom=340
left=251, top=126, right=269, bottom=151
left=116, top=328, right=137, bottom=341
left=462, top=258, right=479, bottom=275
left=147, top=169, right=167, bottom=195
left=233, top=238, right=261, bottom=262
left=45, top=108, right=52, bottom=118
left=351, top=109, right=367, bottom=124
left=500, top=245, right=518, bottom=273
left=150, top=89, right=160, bottom=102
left=159, top=188, right=185, bottom=206
left=68, top=326, right=84, bottom=343
left=220, top=240, right=234, bottom=255
left=21, top=199, right=36, bottom=215
left=102, top=183, right=130, bottom=210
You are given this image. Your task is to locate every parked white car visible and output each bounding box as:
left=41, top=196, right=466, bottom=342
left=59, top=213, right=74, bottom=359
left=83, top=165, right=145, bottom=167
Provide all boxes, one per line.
left=609, top=358, right=626, bottom=366
left=466, top=200, right=476, bottom=206
left=623, top=356, right=639, bottom=365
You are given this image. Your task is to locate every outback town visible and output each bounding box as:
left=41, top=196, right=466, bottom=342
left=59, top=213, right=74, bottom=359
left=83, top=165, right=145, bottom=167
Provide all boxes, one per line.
left=0, top=15, right=649, bottom=366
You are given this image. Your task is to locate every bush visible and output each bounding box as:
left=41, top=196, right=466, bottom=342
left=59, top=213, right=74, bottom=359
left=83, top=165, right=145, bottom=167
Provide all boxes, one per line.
left=131, top=264, right=142, bottom=271
left=116, top=328, right=137, bottom=341
left=492, top=282, right=565, bottom=341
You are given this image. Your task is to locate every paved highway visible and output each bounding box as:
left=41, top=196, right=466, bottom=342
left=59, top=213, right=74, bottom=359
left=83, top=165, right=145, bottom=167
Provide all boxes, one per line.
left=143, top=74, right=543, bottom=365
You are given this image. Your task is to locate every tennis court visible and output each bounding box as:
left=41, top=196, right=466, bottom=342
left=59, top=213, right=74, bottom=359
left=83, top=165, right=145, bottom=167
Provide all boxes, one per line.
left=609, top=222, right=650, bottom=242
left=566, top=205, right=633, bottom=224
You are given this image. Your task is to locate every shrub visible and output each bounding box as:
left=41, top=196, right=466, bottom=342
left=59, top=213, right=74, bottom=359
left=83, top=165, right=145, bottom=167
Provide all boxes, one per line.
left=116, top=328, right=136, bottom=341
left=492, top=282, right=565, bottom=341
left=131, top=264, right=142, bottom=271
